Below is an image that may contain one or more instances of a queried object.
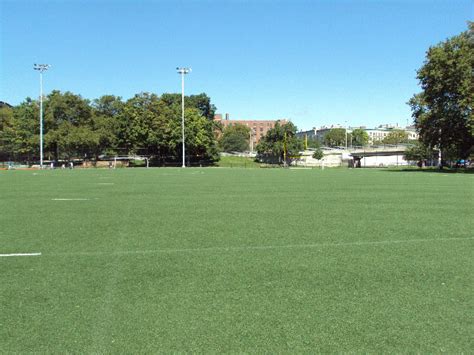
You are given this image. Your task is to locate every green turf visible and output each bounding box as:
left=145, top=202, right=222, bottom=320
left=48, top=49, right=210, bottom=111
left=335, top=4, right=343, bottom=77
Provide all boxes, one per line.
left=215, top=155, right=261, bottom=168
left=1, top=168, right=473, bottom=352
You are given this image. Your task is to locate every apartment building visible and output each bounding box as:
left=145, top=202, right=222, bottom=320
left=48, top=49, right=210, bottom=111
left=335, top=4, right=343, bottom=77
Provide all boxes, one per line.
left=297, top=123, right=419, bottom=145
left=214, top=113, right=288, bottom=145
left=364, top=124, right=418, bottom=143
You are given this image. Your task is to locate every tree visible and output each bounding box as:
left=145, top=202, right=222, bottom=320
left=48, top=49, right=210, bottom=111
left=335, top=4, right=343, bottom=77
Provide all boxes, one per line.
left=305, top=138, right=321, bottom=149
left=219, top=124, right=250, bottom=152
left=51, top=122, right=100, bottom=160
left=409, top=22, right=474, bottom=161
left=43, top=91, right=94, bottom=160
left=312, top=148, right=324, bottom=160
left=121, top=92, right=219, bottom=162
left=91, top=95, right=124, bottom=157
left=323, top=128, right=347, bottom=147
left=0, top=105, right=14, bottom=160
left=382, top=130, right=409, bottom=145
left=121, top=92, right=164, bottom=155
left=160, top=93, right=216, bottom=120
left=6, top=98, right=39, bottom=162
left=182, top=108, right=219, bottom=161
left=256, top=121, right=303, bottom=164
left=351, top=128, right=369, bottom=146
left=404, top=141, right=435, bottom=167
left=3, top=90, right=220, bottom=165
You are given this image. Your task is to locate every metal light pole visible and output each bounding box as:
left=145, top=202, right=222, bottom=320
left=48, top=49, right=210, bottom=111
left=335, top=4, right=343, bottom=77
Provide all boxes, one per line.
left=33, top=64, right=51, bottom=169
left=249, top=129, right=253, bottom=152
left=250, top=128, right=256, bottom=152
left=438, top=128, right=442, bottom=169
left=345, top=121, right=348, bottom=149
left=176, top=67, right=191, bottom=168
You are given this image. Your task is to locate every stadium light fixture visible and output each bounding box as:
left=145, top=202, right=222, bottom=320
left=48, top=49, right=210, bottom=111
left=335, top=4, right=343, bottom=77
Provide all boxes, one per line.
left=177, top=67, right=191, bottom=168
left=33, top=63, right=51, bottom=169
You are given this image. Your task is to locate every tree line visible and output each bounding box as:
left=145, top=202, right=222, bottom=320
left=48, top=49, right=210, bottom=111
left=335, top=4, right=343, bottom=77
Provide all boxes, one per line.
left=0, top=92, right=220, bottom=165
left=409, top=22, right=473, bottom=164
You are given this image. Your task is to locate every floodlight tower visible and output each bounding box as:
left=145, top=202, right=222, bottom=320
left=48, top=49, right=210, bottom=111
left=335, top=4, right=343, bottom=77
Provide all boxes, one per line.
left=176, top=67, right=191, bottom=168
left=345, top=121, right=348, bottom=149
left=33, top=63, right=51, bottom=169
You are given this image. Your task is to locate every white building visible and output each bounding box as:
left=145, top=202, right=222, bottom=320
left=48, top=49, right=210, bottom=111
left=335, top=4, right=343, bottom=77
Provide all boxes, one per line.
left=297, top=123, right=418, bottom=145
left=364, top=124, right=418, bottom=144
left=296, top=124, right=345, bottom=143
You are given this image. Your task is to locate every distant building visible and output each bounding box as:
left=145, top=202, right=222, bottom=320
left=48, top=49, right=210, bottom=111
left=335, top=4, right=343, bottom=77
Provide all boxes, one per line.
left=214, top=113, right=288, bottom=146
left=296, top=125, right=345, bottom=143
left=297, top=123, right=419, bottom=145
left=363, top=124, right=418, bottom=143
left=0, top=101, right=12, bottom=109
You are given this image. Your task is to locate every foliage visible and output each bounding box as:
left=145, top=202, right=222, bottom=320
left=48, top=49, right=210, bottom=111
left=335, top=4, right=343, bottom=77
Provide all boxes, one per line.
left=219, top=123, right=250, bottom=152
left=182, top=108, right=219, bottom=161
left=409, top=23, right=474, bottom=160
left=3, top=91, right=219, bottom=164
left=256, top=121, right=303, bottom=164
left=351, top=128, right=369, bottom=146
left=91, top=95, right=124, bottom=156
left=404, top=141, right=435, bottom=165
left=382, top=129, right=409, bottom=145
left=120, top=92, right=164, bottom=155
left=323, top=128, right=347, bottom=147
left=4, top=98, right=38, bottom=162
left=160, top=93, right=216, bottom=120
left=0, top=105, right=15, bottom=160
left=44, top=91, right=95, bottom=160
left=305, top=138, right=321, bottom=149
left=312, top=148, right=324, bottom=160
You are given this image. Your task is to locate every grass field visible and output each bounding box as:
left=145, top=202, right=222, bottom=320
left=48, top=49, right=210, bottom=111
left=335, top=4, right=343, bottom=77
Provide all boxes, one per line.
left=215, top=155, right=261, bottom=168
left=1, top=167, right=473, bottom=352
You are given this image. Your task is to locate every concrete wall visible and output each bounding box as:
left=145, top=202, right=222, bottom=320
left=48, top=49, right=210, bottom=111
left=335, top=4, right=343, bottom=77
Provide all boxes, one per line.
left=292, top=150, right=344, bottom=167
left=291, top=149, right=413, bottom=168
left=360, top=154, right=409, bottom=167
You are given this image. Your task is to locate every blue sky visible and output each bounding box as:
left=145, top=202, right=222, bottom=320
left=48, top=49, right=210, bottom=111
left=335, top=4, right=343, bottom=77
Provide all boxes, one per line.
left=1, top=0, right=472, bottom=130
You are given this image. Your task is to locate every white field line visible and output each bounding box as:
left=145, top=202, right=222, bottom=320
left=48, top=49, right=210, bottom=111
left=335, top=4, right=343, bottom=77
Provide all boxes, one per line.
left=52, top=198, right=90, bottom=201
left=0, top=252, right=41, bottom=257
left=96, top=183, right=114, bottom=185
left=45, top=236, right=474, bottom=257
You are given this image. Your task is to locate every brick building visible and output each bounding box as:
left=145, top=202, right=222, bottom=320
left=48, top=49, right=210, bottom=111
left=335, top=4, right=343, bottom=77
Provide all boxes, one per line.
left=214, top=113, right=287, bottom=147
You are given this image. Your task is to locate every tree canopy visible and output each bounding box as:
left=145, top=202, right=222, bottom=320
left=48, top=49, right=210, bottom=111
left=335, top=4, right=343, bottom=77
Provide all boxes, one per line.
left=351, top=128, right=369, bottom=146
left=323, top=128, right=347, bottom=147
left=312, top=148, right=324, bottom=160
left=404, top=141, right=435, bottom=167
left=382, top=130, right=409, bottom=145
left=1, top=91, right=219, bottom=164
left=219, top=123, right=250, bottom=152
left=256, top=121, right=303, bottom=164
left=409, top=22, right=474, bottom=160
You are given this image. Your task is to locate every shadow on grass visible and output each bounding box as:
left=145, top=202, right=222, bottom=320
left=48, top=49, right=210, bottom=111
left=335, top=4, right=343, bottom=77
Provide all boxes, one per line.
left=383, top=167, right=474, bottom=174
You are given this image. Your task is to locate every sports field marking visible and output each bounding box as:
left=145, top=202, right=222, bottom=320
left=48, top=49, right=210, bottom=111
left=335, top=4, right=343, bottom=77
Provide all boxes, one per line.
left=0, top=252, right=41, bottom=257
left=45, top=236, right=474, bottom=257
left=96, top=182, right=115, bottom=185
left=52, top=198, right=90, bottom=201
